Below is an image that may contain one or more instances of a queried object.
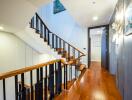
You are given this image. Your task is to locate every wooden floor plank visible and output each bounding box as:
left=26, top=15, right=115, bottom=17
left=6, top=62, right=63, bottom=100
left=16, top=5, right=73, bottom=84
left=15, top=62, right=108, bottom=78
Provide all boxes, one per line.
left=55, top=61, right=122, bottom=100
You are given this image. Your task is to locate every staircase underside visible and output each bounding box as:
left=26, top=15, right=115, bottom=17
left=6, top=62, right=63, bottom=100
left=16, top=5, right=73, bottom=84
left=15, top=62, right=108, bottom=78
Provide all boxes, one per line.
left=55, top=61, right=122, bottom=100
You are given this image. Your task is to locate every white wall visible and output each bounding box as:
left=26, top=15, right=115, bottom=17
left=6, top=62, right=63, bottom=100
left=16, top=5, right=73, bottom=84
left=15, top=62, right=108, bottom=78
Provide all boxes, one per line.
left=0, top=31, right=57, bottom=73
left=0, top=31, right=56, bottom=100
left=0, top=31, right=75, bottom=100
left=90, top=28, right=103, bottom=62
left=37, top=3, right=88, bottom=65
left=0, top=31, right=39, bottom=73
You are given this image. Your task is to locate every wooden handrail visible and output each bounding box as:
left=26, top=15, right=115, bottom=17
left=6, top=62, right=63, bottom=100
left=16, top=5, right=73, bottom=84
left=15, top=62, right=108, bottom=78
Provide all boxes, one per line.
left=0, top=57, right=84, bottom=80
left=35, top=13, right=86, bottom=56
left=0, top=59, right=62, bottom=80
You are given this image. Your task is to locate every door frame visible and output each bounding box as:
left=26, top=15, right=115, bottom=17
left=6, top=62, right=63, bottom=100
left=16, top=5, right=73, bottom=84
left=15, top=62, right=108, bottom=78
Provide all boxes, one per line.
left=87, top=25, right=109, bottom=69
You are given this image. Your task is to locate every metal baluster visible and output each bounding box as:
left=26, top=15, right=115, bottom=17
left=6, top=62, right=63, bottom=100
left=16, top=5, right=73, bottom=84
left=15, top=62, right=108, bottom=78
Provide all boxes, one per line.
left=59, top=38, right=61, bottom=49
left=57, top=61, right=62, bottom=93
left=65, top=65, right=68, bottom=89
left=52, top=34, right=54, bottom=49
left=3, top=79, right=6, bottom=100
left=21, top=73, right=26, bottom=100
left=31, top=17, right=34, bottom=28
left=36, top=14, right=39, bottom=33
left=56, top=35, right=58, bottom=50
left=44, top=25, right=47, bottom=41
left=15, top=76, right=18, bottom=100
left=35, top=69, right=40, bottom=100
left=71, top=65, right=72, bottom=81
left=55, top=63, right=58, bottom=94
left=44, top=66, right=48, bottom=100
left=48, top=30, right=50, bottom=45
left=63, top=41, right=65, bottom=51
left=73, top=47, right=75, bottom=59
left=49, top=64, right=55, bottom=99
left=40, top=21, right=43, bottom=38
left=18, top=82, right=22, bottom=100
left=75, top=66, right=77, bottom=79
left=40, top=68, right=43, bottom=100
left=30, top=71, right=34, bottom=100
left=68, top=44, right=70, bottom=61
left=64, top=65, right=66, bottom=89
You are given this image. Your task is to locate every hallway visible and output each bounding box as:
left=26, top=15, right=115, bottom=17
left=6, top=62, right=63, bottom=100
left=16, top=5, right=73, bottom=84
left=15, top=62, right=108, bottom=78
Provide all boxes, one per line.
left=55, top=62, right=122, bottom=100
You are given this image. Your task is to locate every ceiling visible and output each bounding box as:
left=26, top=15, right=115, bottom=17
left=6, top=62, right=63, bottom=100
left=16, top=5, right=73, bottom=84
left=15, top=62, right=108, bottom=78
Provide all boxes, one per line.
left=0, top=0, right=50, bottom=33
left=61, top=0, right=118, bottom=27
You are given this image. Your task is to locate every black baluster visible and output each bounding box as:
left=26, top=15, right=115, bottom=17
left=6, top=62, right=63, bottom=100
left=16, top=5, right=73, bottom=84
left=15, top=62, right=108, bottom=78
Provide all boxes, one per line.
left=65, top=65, right=68, bottom=89
left=40, top=21, right=43, bottom=38
left=49, top=64, right=55, bottom=99
left=56, top=35, right=58, bottom=50
left=44, top=66, right=48, bottom=100
left=64, top=65, right=66, bottom=89
left=73, top=48, right=75, bottom=59
left=59, top=38, right=61, bottom=49
left=71, top=65, right=72, bottom=81
left=44, top=25, right=47, bottom=41
left=21, top=73, right=26, bottom=100
left=63, top=41, right=65, bottom=51
left=48, top=30, right=50, bottom=45
left=31, top=17, right=34, bottom=28
left=68, top=44, right=70, bottom=60
left=3, top=79, right=6, bottom=100
left=36, top=14, right=39, bottom=33
left=52, top=34, right=54, bottom=49
left=35, top=69, right=40, bottom=100
left=57, top=61, right=62, bottom=93
left=36, top=69, right=40, bottom=83
left=69, top=66, right=71, bottom=82
left=40, top=68, right=43, bottom=100
left=75, top=66, right=77, bottom=79
left=18, top=82, right=22, bottom=100
left=30, top=71, right=33, bottom=100
left=55, top=63, right=58, bottom=94
left=15, top=75, right=18, bottom=100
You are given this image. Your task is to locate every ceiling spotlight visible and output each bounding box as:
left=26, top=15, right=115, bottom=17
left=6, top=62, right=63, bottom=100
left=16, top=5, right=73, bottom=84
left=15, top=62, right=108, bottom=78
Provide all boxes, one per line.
left=0, top=26, right=4, bottom=30
left=92, top=1, right=96, bottom=4
left=93, top=16, right=98, bottom=21
left=97, top=31, right=101, bottom=33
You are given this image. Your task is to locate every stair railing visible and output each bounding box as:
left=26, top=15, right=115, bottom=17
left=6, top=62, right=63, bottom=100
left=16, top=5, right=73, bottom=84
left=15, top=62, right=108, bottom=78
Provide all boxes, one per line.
left=30, top=13, right=85, bottom=62
left=0, top=59, right=77, bottom=100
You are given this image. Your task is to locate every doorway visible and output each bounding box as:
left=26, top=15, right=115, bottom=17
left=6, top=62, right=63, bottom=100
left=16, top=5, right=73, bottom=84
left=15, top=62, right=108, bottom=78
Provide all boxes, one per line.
left=88, top=25, right=109, bottom=70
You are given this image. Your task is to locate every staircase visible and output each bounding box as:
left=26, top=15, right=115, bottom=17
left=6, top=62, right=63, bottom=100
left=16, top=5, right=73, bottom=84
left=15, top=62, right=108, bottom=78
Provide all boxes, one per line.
left=30, top=13, right=86, bottom=72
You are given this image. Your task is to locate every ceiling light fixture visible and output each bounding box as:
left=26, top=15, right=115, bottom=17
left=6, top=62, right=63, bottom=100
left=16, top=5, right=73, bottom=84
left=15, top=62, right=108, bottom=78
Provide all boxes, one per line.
left=93, top=16, right=98, bottom=21
left=0, top=26, right=4, bottom=30
left=97, top=31, right=101, bottom=33
left=92, top=1, right=96, bottom=4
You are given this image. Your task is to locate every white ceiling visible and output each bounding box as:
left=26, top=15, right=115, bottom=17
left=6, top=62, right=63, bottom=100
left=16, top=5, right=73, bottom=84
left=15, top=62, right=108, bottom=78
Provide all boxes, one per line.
left=61, top=0, right=118, bottom=27
left=0, top=0, right=50, bottom=33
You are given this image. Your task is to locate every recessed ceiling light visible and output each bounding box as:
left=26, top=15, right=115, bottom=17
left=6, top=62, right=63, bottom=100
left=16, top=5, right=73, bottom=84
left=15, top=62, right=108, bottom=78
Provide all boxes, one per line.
left=97, top=31, right=101, bottom=33
left=92, top=1, right=96, bottom=4
left=0, top=26, right=4, bottom=30
left=93, top=16, right=98, bottom=21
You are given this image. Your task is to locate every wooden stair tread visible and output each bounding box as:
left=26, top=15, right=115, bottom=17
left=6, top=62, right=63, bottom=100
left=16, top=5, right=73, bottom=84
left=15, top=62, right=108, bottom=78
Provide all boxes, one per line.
left=76, top=64, right=86, bottom=71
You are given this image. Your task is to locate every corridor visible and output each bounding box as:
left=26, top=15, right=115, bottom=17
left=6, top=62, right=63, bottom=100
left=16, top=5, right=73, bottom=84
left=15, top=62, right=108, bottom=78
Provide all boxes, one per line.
left=55, top=62, right=122, bottom=100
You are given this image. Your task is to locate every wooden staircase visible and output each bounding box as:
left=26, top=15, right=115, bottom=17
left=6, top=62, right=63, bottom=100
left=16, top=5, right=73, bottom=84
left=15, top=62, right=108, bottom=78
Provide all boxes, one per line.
left=30, top=13, right=86, bottom=72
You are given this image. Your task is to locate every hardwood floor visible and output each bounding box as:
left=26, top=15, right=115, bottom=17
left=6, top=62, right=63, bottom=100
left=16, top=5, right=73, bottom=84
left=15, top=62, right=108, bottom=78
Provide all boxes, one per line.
left=55, top=61, right=122, bottom=100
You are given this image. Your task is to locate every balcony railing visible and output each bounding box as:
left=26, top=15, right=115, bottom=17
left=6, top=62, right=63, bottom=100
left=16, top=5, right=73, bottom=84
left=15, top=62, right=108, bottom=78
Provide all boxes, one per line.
left=0, top=59, right=80, bottom=100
